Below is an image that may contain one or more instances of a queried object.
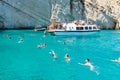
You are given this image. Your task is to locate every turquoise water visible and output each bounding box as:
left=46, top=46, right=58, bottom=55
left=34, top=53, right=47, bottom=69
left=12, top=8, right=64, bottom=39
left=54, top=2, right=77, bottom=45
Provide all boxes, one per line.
left=0, top=30, right=120, bottom=80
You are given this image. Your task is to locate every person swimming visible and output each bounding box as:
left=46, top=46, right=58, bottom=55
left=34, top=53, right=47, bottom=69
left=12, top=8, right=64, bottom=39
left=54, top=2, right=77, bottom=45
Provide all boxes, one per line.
left=8, top=37, right=12, bottom=40
left=78, top=58, right=99, bottom=75
left=111, top=57, right=120, bottom=63
left=78, top=58, right=94, bottom=71
left=63, top=41, right=66, bottom=45
left=37, top=44, right=43, bottom=48
left=44, top=30, right=47, bottom=35
left=18, top=35, right=24, bottom=43
left=7, top=35, right=12, bottom=40
left=49, top=50, right=57, bottom=60
left=42, top=44, right=46, bottom=48
left=65, top=53, right=70, bottom=63
left=37, top=43, right=47, bottom=48
left=18, top=38, right=23, bottom=43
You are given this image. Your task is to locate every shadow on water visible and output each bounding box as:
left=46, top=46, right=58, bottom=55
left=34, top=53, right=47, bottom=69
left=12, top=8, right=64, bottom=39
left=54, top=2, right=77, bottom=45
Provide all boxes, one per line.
left=54, top=34, right=101, bottom=40
left=0, top=30, right=5, bottom=33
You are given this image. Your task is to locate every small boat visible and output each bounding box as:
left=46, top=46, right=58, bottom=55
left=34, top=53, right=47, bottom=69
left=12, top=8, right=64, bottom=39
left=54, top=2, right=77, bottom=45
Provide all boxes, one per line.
left=48, top=21, right=100, bottom=36
left=34, top=25, right=46, bottom=31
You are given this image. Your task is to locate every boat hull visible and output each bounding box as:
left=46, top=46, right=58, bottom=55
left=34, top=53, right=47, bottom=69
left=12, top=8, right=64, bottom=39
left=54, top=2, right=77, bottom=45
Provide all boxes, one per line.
left=51, top=30, right=100, bottom=36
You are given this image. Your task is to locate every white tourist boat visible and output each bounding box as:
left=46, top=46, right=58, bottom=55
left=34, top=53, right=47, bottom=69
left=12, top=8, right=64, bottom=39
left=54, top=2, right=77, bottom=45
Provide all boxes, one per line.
left=48, top=21, right=100, bottom=36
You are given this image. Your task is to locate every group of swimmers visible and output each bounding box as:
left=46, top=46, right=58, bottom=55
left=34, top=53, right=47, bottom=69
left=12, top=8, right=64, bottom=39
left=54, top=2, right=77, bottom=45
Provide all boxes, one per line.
left=49, top=50, right=99, bottom=74
left=49, top=50, right=71, bottom=63
left=49, top=50, right=120, bottom=75
left=37, top=43, right=47, bottom=48
left=5, top=34, right=24, bottom=43
left=49, top=50, right=94, bottom=67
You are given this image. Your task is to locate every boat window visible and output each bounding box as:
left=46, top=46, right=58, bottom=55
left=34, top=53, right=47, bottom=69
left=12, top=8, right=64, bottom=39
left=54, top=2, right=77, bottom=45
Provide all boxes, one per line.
left=93, top=26, right=97, bottom=29
left=76, top=27, right=83, bottom=30
left=89, top=27, right=92, bottom=30
left=76, top=27, right=79, bottom=30
left=80, top=27, right=83, bottom=30
left=85, top=26, right=88, bottom=30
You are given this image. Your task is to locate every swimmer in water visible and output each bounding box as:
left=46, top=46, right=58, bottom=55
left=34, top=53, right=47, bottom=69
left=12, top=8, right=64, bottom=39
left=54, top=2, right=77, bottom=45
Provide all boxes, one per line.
left=9, top=37, right=12, bottom=40
left=111, top=57, right=120, bottom=63
left=78, top=58, right=94, bottom=71
left=44, top=30, right=47, bottom=35
left=63, top=41, right=66, bottom=45
left=65, top=53, right=70, bottom=63
left=18, top=39, right=23, bottom=43
left=78, top=58, right=99, bottom=75
left=37, top=44, right=46, bottom=48
left=37, top=44, right=43, bottom=48
left=43, top=44, right=47, bottom=48
left=7, top=34, right=12, bottom=40
left=49, top=50, right=57, bottom=59
left=18, top=34, right=24, bottom=43
left=18, top=37, right=23, bottom=43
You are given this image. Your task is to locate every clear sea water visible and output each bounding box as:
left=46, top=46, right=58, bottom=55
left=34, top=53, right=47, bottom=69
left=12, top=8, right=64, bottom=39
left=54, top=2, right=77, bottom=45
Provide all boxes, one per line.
left=0, top=30, right=120, bottom=80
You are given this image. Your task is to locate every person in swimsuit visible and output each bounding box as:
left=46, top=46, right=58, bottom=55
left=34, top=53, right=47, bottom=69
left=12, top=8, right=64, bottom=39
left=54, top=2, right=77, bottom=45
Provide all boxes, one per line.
left=65, top=53, right=70, bottom=63
left=111, top=57, right=120, bottom=63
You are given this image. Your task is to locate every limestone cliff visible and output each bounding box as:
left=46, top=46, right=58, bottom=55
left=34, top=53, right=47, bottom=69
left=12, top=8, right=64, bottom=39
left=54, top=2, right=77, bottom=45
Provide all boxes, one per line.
left=68, top=0, right=120, bottom=29
left=84, top=0, right=120, bottom=29
left=0, top=0, right=120, bottom=29
left=0, top=0, right=51, bottom=29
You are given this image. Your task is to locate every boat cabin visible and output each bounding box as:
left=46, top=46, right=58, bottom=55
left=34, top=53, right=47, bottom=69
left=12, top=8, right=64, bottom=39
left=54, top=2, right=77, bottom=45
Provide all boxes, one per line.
left=48, top=21, right=100, bottom=32
left=76, top=25, right=99, bottom=31
left=64, top=23, right=99, bottom=31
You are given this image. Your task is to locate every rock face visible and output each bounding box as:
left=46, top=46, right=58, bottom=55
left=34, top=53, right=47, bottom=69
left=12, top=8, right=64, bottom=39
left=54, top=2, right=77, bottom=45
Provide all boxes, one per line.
left=0, top=0, right=51, bottom=29
left=68, top=0, right=120, bottom=29
left=0, top=0, right=120, bottom=29
left=84, top=0, right=120, bottom=29
left=0, top=16, right=4, bottom=28
left=50, top=0, right=120, bottom=29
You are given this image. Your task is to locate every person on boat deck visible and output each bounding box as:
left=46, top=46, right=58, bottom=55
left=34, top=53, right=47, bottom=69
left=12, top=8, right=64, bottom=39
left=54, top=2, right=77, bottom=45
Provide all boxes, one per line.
left=62, top=23, right=67, bottom=30
left=56, top=24, right=61, bottom=29
left=111, top=57, right=120, bottom=63
left=74, top=20, right=81, bottom=25
left=65, top=53, right=70, bottom=63
left=48, top=23, right=54, bottom=30
left=81, top=20, right=86, bottom=25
